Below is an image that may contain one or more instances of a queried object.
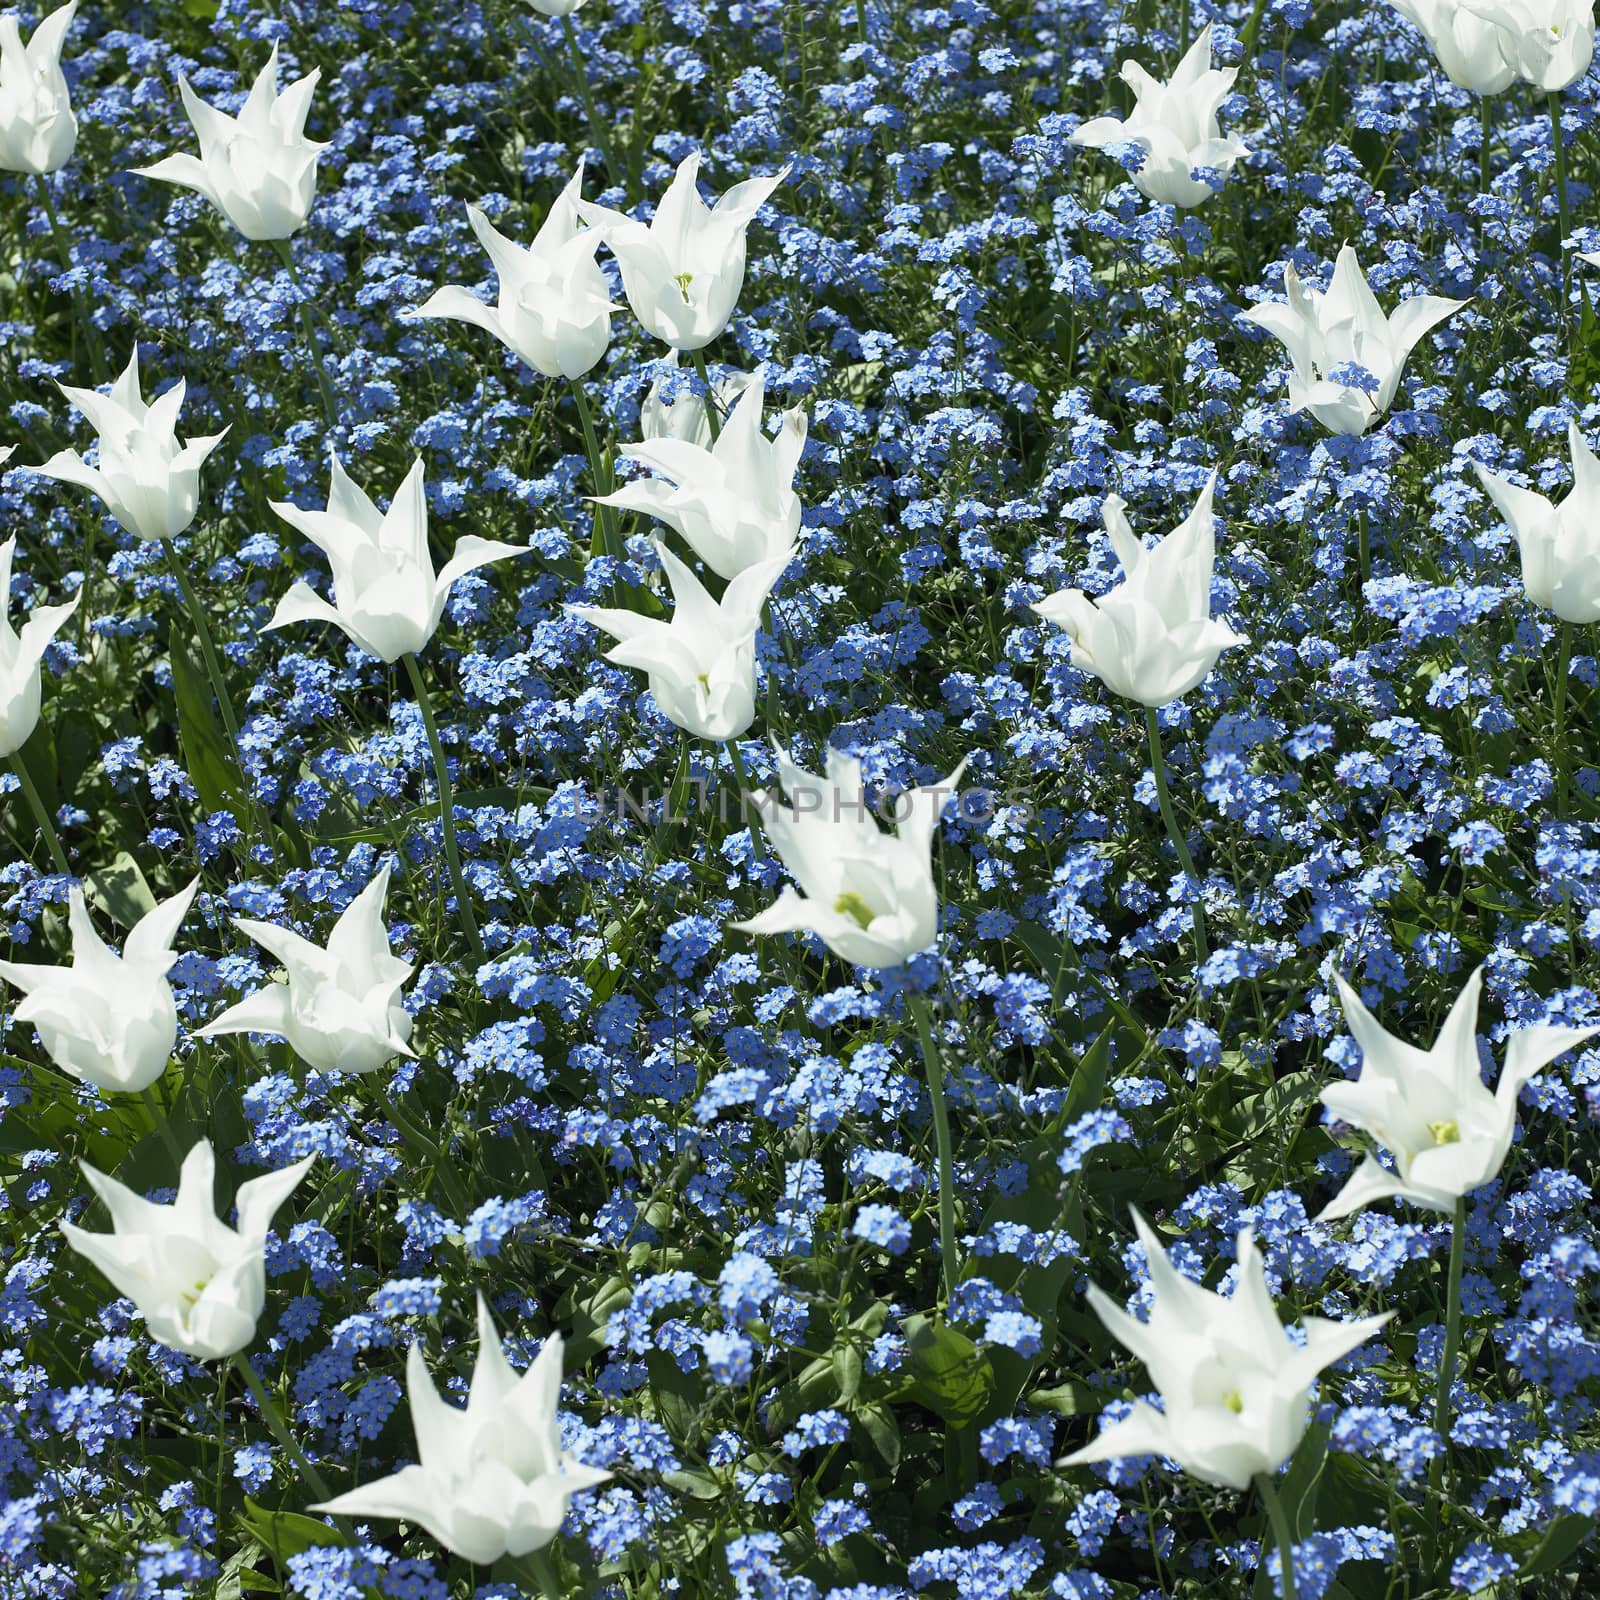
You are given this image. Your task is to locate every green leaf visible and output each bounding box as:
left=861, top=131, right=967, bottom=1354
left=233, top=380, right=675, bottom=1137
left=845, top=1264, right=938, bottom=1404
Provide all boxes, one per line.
left=238, top=1500, right=342, bottom=1570
left=1062, top=1024, right=1114, bottom=1125
left=86, top=851, right=158, bottom=928
left=1518, top=1512, right=1593, bottom=1577
left=169, top=623, right=248, bottom=817
left=896, top=1313, right=994, bottom=1425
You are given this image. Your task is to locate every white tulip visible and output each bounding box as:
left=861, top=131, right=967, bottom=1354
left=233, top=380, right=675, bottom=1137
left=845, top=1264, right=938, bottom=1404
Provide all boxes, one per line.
left=0, top=534, right=77, bottom=757
left=595, top=368, right=805, bottom=581
left=524, top=0, right=587, bottom=13
left=569, top=539, right=792, bottom=740
left=312, top=1291, right=611, bottom=1563
left=1034, top=473, right=1245, bottom=708
left=1241, top=244, right=1467, bottom=435
left=733, top=745, right=967, bottom=968
left=61, top=1139, right=314, bottom=1361
left=131, top=43, right=327, bottom=241
left=1385, top=0, right=1519, bottom=92
left=1071, top=26, right=1248, bottom=208
left=39, top=350, right=228, bottom=542
left=577, top=151, right=789, bottom=350
left=641, top=352, right=757, bottom=449
left=411, top=168, right=615, bottom=380
left=1319, top=968, right=1597, bottom=1220
left=1473, top=422, right=1600, bottom=623
left=265, top=453, right=527, bottom=663
left=0, top=0, right=78, bottom=175
left=1459, top=0, right=1595, bottom=88
left=0, top=880, right=197, bottom=1093
left=196, top=864, right=414, bottom=1076
left=1061, top=1212, right=1392, bottom=1490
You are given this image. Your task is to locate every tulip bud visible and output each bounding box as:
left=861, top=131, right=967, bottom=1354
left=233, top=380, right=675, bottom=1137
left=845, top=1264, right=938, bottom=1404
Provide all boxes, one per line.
left=131, top=43, right=327, bottom=241
left=38, top=350, right=228, bottom=542
left=0, top=880, right=197, bottom=1093
left=0, top=1, right=78, bottom=175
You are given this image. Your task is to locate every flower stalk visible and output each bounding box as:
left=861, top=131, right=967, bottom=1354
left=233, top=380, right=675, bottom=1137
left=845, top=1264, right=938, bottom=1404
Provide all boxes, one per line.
left=402, top=652, right=484, bottom=963
left=1144, top=705, right=1208, bottom=966
left=1255, top=1471, right=1299, bottom=1600
left=905, top=988, right=958, bottom=1305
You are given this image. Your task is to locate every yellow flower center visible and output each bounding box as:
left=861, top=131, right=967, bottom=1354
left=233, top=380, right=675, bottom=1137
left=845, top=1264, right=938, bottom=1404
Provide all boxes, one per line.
left=1224, top=1388, right=1244, bottom=1414
left=673, top=270, right=694, bottom=300
left=1428, top=1120, right=1461, bottom=1146
left=834, top=891, right=875, bottom=930
left=178, top=1278, right=211, bottom=1310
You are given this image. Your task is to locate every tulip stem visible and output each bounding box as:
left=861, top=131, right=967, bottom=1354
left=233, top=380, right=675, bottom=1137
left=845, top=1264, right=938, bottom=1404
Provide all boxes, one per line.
left=8, top=750, right=70, bottom=878
left=689, top=350, right=723, bottom=442
left=232, top=1353, right=334, bottom=1505
left=167, top=554, right=244, bottom=754
left=1255, top=1472, right=1299, bottom=1600
left=520, top=1548, right=566, bottom=1599
left=561, top=14, right=625, bottom=191
left=270, top=239, right=340, bottom=431
left=373, top=1080, right=473, bottom=1219
left=905, top=989, right=958, bottom=1305
left=401, top=653, right=484, bottom=963
left=1553, top=621, right=1573, bottom=816
left=1550, top=94, right=1573, bottom=327
left=568, top=379, right=624, bottom=561
left=138, top=1086, right=186, bottom=1168
left=1479, top=96, right=1492, bottom=195
left=1428, top=1197, right=1468, bottom=1523
left=1143, top=706, right=1208, bottom=966
left=33, top=174, right=109, bottom=386
left=724, top=739, right=766, bottom=862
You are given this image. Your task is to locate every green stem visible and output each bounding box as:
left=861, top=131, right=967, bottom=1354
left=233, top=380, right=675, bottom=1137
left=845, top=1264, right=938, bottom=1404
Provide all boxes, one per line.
left=1179, top=0, right=1189, bottom=46
left=1551, top=94, right=1572, bottom=326
left=1428, top=1198, right=1468, bottom=1521
left=270, top=239, right=340, bottom=431
left=1554, top=621, right=1573, bottom=816
left=520, top=1546, right=566, bottom=1600
left=569, top=378, right=624, bottom=561
left=8, top=748, right=70, bottom=878
left=167, top=553, right=244, bottom=752
left=374, top=1079, right=471, bottom=1219
left=401, top=653, right=485, bottom=962
left=690, top=349, right=723, bottom=442
left=1479, top=96, right=1492, bottom=196
left=1143, top=705, right=1208, bottom=966
left=1255, top=1472, right=1299, bottom=1600
left=561, top=14, right=626, bottom=189
left=724, top=739, right=766, bottom=861
left=905, top=990, right=958, bottom=1305
left=232, top=1353, right=334, bottom=1504
left=1356, top=507, right=1370, bottom=585
left=1238, top=0, right=1270, bottom=61
left=139, top=1085, right=186, bottom=1168
left=34, top=174, right=109, bottom=385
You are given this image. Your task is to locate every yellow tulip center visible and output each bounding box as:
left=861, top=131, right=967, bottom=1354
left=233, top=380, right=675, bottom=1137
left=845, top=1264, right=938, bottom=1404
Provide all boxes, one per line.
left=673, top=271, right=694, bottom=301
left=1428, top=1120, right=1461, bottom=1146
left=178, top=1277, right=211, bottom=1310
left=834, top=891, right=875, bottom=930
left=1224, top=1388, right=1244, bottom=1414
